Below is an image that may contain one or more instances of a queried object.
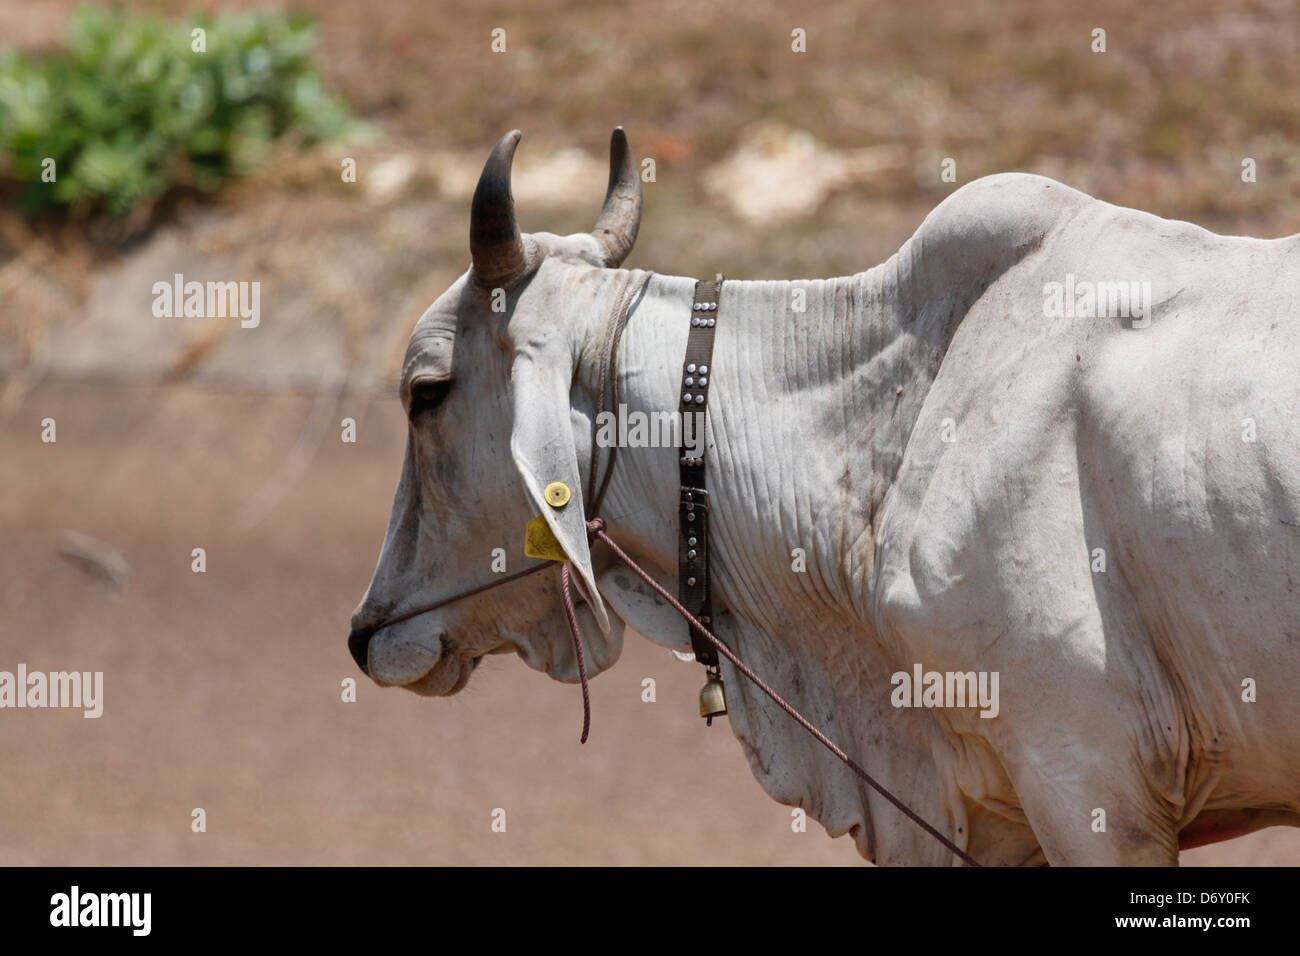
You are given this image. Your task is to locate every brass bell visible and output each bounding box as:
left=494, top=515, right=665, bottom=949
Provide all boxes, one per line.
left=699, top=671, right=728, bottom=725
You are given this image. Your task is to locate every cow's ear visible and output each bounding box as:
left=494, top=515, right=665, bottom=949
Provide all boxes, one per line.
left=596, top=566, right=693, bottom=653
left=509, top=350, right=610, bottom=633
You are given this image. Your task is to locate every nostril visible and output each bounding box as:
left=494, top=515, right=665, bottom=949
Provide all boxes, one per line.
left=347, top=627, right=374, bottom=676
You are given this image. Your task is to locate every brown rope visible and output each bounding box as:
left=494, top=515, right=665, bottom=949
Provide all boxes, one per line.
left=560, top=563, right=593, bottom=744
left=374, top=560, right=556, bottom=631
left=571, top=515, right=982, bottom=867
left=561, top=269, right=653, bottom=746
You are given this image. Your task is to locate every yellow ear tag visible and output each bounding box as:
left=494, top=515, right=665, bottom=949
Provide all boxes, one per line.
left=525, top=514, right=570, bottom=562
left=544, top=481, right=571, bottom=508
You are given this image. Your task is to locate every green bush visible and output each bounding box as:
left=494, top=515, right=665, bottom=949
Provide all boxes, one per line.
left=0, top=6, right=359, bottom=218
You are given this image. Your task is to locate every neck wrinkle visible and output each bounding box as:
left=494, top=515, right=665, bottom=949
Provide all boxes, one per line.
left=579, top=261, right=958, bottom=864
left=584, top=260, right=930, bottom=638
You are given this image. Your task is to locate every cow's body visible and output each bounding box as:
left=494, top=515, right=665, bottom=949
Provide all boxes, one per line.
left=869, top=175, right=1300, bottom=864
left=351, top=132, right=1300, bottom=865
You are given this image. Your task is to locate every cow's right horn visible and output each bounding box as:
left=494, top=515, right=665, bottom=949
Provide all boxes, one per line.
left=470, top=130, right=529, bottom=287
left=591, top=127, right=642, bottom=267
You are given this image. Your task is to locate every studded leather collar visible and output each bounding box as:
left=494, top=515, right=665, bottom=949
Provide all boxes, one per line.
left=678, top=276, right=723, bottom=671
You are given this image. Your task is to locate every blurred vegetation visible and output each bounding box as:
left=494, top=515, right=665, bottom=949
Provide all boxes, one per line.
left=0, top=6, right=359, bottom=219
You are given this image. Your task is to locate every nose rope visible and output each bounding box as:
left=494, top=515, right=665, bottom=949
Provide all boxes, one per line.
left=565, top=515, right=981, bottom=867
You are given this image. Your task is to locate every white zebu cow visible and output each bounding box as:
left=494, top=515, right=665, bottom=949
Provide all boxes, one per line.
left=350, top=128, right=1300, bottom=866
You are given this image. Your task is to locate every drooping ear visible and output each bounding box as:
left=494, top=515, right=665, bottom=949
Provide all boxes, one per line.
left=509, top=348, right=610, bottom=633
left=596, top=566, right=694, bottom=654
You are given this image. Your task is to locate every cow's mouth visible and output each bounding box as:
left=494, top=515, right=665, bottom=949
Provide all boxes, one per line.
left=402, top=651, right=474, bottom=696
left=366, top=629, right=481, bottom=697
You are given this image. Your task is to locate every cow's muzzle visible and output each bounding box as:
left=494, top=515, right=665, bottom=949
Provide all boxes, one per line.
left=347, top=626, right=374, bottom=676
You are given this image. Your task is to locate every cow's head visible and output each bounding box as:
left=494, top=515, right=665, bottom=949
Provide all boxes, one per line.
left=348, top=128, right=643, bottom=695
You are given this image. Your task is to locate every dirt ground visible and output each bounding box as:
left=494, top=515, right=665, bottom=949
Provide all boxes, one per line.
left=3, top=381, right=1298, bottom=866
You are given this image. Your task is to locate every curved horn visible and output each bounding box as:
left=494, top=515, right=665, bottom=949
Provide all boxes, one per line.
left=470, top=130, right=529, bottom=286
left=592, top=127, right=642, bottom=267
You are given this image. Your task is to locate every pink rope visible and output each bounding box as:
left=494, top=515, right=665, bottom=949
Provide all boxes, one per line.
left=559, top=563, right=592, bottom=744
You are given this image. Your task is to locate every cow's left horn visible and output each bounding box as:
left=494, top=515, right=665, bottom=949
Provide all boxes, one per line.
left=591, top=127, right=642, bottom=267
left=470, top=129, right=530, bottom=287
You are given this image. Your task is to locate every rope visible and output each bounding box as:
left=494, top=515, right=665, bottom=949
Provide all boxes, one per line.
left=562, top=269, right=654, bottom=745
left=560, top=563, right=593, bottom=744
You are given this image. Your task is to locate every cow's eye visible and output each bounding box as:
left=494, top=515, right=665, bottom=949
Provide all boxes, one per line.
left=408, top=379, right=452, bottom=420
